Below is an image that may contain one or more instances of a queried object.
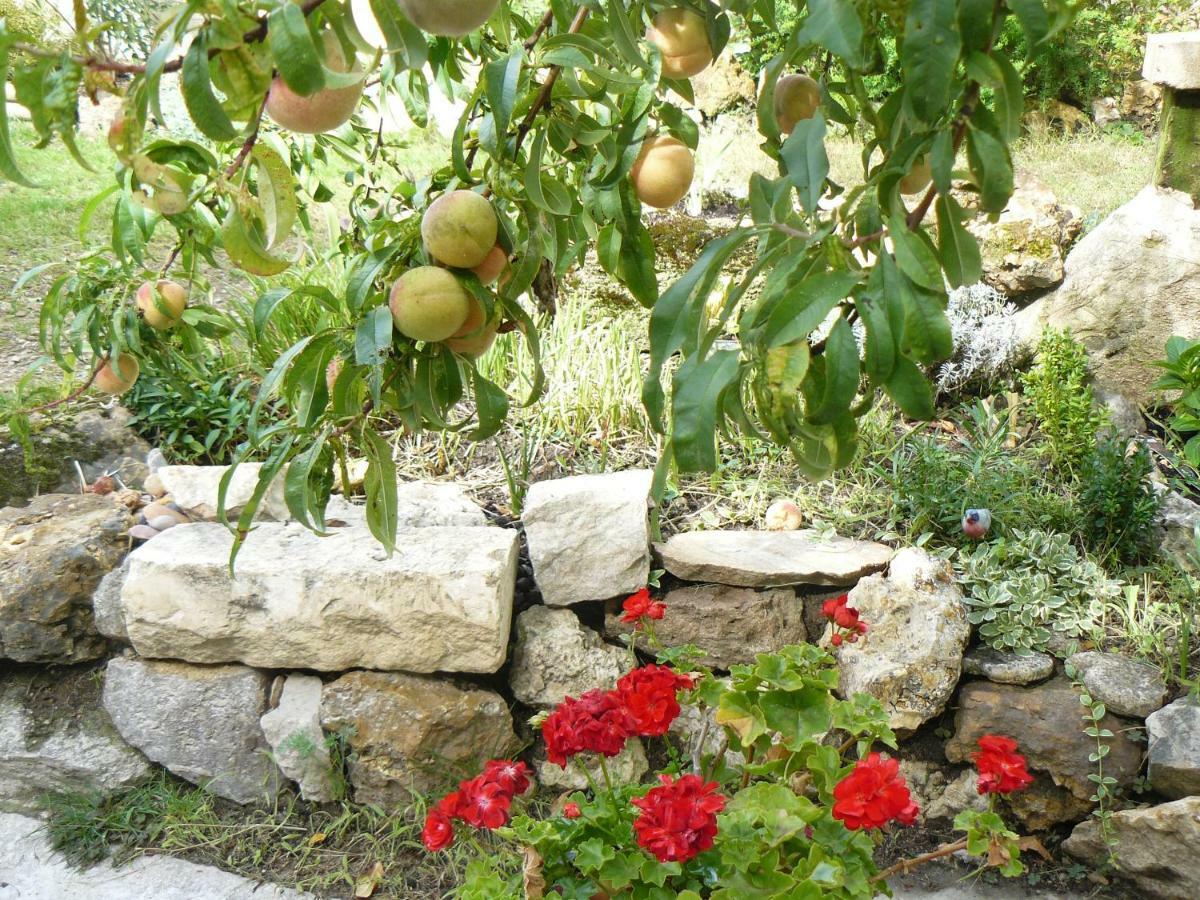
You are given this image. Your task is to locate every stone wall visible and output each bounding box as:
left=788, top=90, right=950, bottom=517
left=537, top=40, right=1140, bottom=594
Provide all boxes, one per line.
left=1, top=456, right=1194, bottom=898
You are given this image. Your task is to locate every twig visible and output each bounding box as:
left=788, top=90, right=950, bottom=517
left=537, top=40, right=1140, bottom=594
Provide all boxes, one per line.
left=511, top=5, right=591, bottom=160
left=225, top=93, right=271, bottom=178
left=523, top=9, right=556, bottom=51
left=21, top=358, right=106, bottom=415
left=159, top=243, right=183, bottom=277
left=11, top=0, right=329, bottom=76
left=871, top=838, right=969, bottom=883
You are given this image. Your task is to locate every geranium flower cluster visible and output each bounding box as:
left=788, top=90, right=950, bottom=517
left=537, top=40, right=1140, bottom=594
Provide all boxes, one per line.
left=422, top=759, right=531, bottom=852
left=823, top=593, right=868, bottom=647
left=620, top=587, right=666, bottom=626
left=832, top=753, right=920, bottom=830
left=543, top=664, right=695, bottom=765
left=973, top=734, right=1035, bottom=795
left=632, top=774, right=726, bottom=863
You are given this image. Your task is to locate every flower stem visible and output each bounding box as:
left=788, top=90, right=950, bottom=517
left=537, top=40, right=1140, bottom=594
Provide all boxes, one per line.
left=870, top=838, right=969, bottom=883
left=598, top=755, right=614, bottom=795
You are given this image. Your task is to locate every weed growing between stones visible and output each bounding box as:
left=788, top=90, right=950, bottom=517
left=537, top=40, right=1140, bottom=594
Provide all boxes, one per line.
left=423, top=593, right=1041, bottom=898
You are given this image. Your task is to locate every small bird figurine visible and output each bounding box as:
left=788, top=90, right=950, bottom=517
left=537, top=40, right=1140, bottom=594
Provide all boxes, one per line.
left=962, top=508, right=992, bottom=540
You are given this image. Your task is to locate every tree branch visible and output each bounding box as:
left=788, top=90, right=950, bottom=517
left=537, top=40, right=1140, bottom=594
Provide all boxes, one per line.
left=225, top=93, right=271, bottom=178
left=22, top=358, right=106, bottom=415
left=523, top=9, right=556, bottom=51
left=511, top=5, right=591, bottom=159
left=12, top=0, right=329, bottom=76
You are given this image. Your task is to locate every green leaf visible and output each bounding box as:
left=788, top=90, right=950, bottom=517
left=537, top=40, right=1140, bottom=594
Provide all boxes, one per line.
left=798, top=0, right=865, bottom=67
left=368, top=0, right=428, bottom=69
left=888, top=213, right=943, bottom=292
left=885, top=355, right=935, bottom=419
left=284, top=433, right=332, bottom=533
left=966, top=123, right=1014, bottom=214
left=484, top=48, right=522, bottom=146
left=809, top=317, right=859, bottom=425
left=672, top=349, right=740, bottom=473
left=759, top=271, right=859, bottom=349
left=935, top=194, right=982, bottom=288
left=468, top=367, right=510, bottom=440
left=361, top=427, right=398, bottom=553
left=222, top=205, right=293, bottom=276
left=268, top=4, right=325, bottom=96
left=902, top=0, right=962, bottom=123
left=251, top=145, right=298, bottom=250
left=760, top=687, right=833, bottom=749
left=605, top=0, right=648, bottom=70
left=180, top=35, right=239, bottom=142
left=1009, top=0, right=1051, bottom=51
left=856, top=294, right=896, bottom=383
left=0, top=33, right=38, bottom=186
left=780, top=113, right=828, bottom=214
left=355, top=305, right=393, bottom=366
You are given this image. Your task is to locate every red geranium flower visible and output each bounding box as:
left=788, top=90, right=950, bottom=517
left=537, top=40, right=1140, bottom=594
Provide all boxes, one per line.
left=832, top=753, right=920, bottom=831
left=421, top=805, right=455, bottom=851
left=456, top=776, right=513, bottom=830
left=621, top=588, right=666, bottom=625
left=822, top=594, right=850, bottom=620
left=542, top=689, right=636, bottom=767
left=973, top=735, right=1035, bottom=795
left=616, top=665, right=695, bottom=737
left=632, top=774, right=726, bottom=863
left=823, top=594, right=869, bottom=643
left=563, top=802, right=581, bottom=819
left=481, top=759, right=531, bottom=797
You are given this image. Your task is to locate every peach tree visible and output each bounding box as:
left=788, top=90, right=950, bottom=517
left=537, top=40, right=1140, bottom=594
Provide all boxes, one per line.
left=1, top=0, right=1079, bottom=551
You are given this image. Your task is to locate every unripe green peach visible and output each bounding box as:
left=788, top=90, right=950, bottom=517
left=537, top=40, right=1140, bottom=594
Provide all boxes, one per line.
left=899, top=156, right=933, bottom=195
left=646, top=8, right=714, bottom=80
left=421, top=190, right=499, bottom=270
left=136, top=280, right=188, bottom=330
left=94, top=356, right=140, bottom=395
left=389, top=267, right=471, bottom=343
left=470, top=245, right=508, bottom=285
left=131, top=155, right=192, bottom=216
left=772, top=74, right=821, bottom=136
left=395, top=0, right=499, bottom=37
left=266, top=33, right=363, bottom=134
left=630, top=135, right=695, bottom=209
left=108, top=114, right=137, bottom=164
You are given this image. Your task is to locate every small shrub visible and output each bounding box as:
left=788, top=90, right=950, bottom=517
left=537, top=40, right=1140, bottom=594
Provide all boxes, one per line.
left=1021, top=328, right=1104, bottom=474
left=888, top=399, right=1073, bottom=543
left=935, top=283, right=1022, bottom=397
left=1078, top=437, right=1161, bottom=564
left=958, top=529, right=1122, bottom=655
left=1152, top=335, right=1200, bottom=469
left=124, top=354, right=263, bottom=465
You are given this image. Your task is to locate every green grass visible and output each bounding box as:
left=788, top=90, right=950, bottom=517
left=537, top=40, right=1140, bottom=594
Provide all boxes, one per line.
left=41, top=774, right=506, bottom=898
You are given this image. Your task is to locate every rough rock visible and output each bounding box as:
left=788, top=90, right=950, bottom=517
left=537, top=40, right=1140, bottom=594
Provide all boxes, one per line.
left=605, top=584, right=808, bottom=669
left=657, top=530, right=893, bottom=588
left=1094, top=384, right=1145, bottom=440
left=510, top=606, right=627, bottom=708
left=1, top=812, right=315, bottom=900
left=946, top=678, right=1143, bottom=830
left=1157, top=488, right=1200, bottom=571
left=1015, top=186, right=1200, bottom=406
left=1067, top=650, right=1167, bottom=718
left=320, top=671, right=517, bottom=804
left=0, top=493, right=131, bottom=663
left=1064, top=797, right=1200, bottom=899
left=1147, top=698, right=1200, bottom=800
left=831, top=549, right=970, bottom=731
left=899, top=761, right=987, bottom=822
left=964, top=174, right=1083, bottom=296
left=523, top=470, right=653, bottom=607
left=393, top=480, right=487, bottom=526
left=260, top=675, right=334, bottom=803
left=91, top=558, right=129, bottom=642
left=690, top=52, right=755, bottom=118
left=669, top=695, right=745, bottom=770
left=156, top=463, right=289, bottom=521
left=534, top=739, right=648, bottom=792
left=102, top=656, right=280, bottom=805
left=119, top=520, right=518, bottom=673
left=1144, top=32, right=1200, bottom=90
left=1121, top=79, right=1163, bottom=123
left=1091, top=96, right=1120, bottom=128
left=962, top=647, right=1054, bottom=685
left=0, top=667, right=150, bottom=813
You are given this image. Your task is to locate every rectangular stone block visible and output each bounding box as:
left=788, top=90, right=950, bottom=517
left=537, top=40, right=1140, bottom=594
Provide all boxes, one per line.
left=120, top=521, right=517, bottom=673
left=1144, top=32, right=1200, bottom=90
